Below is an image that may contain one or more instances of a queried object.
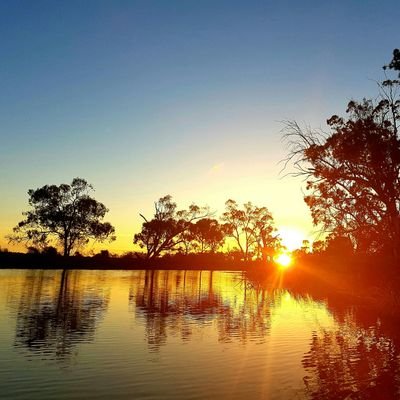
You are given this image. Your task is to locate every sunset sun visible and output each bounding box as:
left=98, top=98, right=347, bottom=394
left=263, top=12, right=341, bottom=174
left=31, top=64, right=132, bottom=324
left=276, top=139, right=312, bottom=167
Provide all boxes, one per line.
left=274, top=253, right=292, bottom=268
left=0, top=3, right=398, bottom=399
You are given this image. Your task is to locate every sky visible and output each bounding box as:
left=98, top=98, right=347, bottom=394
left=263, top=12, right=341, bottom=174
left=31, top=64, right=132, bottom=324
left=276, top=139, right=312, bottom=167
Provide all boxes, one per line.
left=0, top=0, right=399, bottom=253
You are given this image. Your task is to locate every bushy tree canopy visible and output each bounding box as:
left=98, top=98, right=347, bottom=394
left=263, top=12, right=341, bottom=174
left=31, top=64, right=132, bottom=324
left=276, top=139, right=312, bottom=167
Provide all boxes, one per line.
left=284, top=50, right=400, bottom=255
left=189, top=218, right=227, bottom=253
left=9, top=178, right=115, bottom=256
left=221, top=199, right=279, bottom=261
left=133, top=195, right=210, bottom=259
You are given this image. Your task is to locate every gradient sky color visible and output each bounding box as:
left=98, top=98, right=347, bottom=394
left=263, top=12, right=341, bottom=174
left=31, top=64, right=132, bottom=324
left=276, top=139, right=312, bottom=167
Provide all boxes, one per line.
left=1, top=1, right=399, bottom=253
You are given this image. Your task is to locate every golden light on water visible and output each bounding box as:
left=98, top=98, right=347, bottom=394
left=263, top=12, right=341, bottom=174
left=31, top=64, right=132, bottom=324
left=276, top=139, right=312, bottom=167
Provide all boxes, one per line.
left=275, top=253, right=292, bottom=268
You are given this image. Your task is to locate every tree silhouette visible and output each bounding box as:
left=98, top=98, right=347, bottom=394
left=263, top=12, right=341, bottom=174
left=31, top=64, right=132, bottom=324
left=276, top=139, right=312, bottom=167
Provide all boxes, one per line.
left=189, top=218, right=228, bottom=253
left=283, top=51, right=400, bottom=256
left=384, top=48, right=400, bottom=76
left=128, top=270, right=273, bottom=351
left=133, top=195, right=209, bottom=259
left=9, top=178, right=116, bottom=256
left=221, top=199, right=278, bottom=261
left=311, top=240, right=327, bottom=254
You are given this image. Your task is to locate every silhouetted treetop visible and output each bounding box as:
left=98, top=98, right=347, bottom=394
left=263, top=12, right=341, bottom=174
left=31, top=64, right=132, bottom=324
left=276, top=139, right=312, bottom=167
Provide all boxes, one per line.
left=133, top=196, right=281, bottom=260
left=283, top=50, right=400, bottom=256
left=384, top=48, right=400, bottom=76
left=133, top=195, right=210, bottom=259
left=189, top=218, right=228, bottom=253
left=9, top=178, right=116, bottom=256
left=221, top=199, right=279, bottom=261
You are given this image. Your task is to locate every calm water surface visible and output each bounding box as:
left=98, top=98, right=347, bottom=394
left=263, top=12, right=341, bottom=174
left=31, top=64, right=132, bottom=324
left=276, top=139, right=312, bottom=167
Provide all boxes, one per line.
left=0, top=269, right=399, bottom=399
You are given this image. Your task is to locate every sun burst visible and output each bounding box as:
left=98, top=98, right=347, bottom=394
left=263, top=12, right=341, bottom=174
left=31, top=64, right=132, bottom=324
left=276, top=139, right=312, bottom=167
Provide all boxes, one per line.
left=275, top=253, right=292, bottom=269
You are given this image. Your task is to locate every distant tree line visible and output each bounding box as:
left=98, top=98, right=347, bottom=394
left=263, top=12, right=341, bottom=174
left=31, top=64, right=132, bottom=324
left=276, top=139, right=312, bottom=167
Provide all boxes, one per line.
left=5, top=49, right=400, bottom=262
left=133, top=195, right=281, bottom=261
left=6, top=181, right=281, bottom=261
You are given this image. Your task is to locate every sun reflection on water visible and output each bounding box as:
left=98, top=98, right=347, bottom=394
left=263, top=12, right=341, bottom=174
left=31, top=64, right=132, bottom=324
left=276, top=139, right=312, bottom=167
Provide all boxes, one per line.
left=0, top=269, right=398, bottom=400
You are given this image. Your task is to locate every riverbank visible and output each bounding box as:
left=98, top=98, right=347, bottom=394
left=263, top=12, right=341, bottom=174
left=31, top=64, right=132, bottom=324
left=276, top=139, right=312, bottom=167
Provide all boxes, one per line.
left=0, top=251, right=265, bottom=271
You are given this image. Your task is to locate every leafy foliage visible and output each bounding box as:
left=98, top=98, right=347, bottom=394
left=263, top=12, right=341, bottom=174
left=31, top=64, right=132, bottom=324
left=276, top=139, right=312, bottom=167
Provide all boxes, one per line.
left=283, top=51, right=400, bottom=255
left=134, top=196, right=280, bottom=260
left=189, top=218, right=228, bottom=253
left=384, top=48, right=400, bottom=77
left=133, top=195, right=210, bottom=259
left=9, top=178, right=115, bottom=256
left=221, top=199, right=279, bottom=261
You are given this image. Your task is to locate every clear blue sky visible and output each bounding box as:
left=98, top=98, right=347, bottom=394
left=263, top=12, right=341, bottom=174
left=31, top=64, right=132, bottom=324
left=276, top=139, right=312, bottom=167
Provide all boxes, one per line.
left=1, top=1, right=399, bottom=252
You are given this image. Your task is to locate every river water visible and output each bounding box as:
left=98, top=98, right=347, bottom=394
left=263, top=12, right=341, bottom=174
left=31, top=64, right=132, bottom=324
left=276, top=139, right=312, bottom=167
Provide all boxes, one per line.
left=0, top=269, right=399, bottom=399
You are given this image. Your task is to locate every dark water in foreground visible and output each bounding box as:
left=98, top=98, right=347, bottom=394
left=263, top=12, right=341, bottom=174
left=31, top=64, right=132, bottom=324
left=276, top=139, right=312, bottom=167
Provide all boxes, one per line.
left=0, top=269, right=399, bottom=400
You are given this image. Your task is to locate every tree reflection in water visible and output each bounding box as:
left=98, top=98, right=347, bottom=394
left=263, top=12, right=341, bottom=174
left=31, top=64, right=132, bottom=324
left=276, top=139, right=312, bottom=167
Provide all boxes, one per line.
left=129, top=270, right=400, bottom=398
left=6, top=269, right=400, bottom=398
left=129, top=270, right=277, bottom=351
left=302, top=313, right=400, bottom=400
left=129, top=270, right=221, bottom=350
left=13, top=269, right=110, bottom=359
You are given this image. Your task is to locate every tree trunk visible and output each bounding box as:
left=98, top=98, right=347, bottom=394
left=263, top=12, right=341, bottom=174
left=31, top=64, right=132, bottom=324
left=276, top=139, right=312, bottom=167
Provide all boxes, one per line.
left=386, top=201, right=400, bottom=260
left=63, top=238, right=68, bottom=257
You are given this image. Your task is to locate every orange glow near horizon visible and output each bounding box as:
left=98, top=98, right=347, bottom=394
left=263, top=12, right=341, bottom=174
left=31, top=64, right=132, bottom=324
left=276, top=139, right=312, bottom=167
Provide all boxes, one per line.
left=274, top=253, right=292, bottom=269
left=277, top=227, right=305, bottom=251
